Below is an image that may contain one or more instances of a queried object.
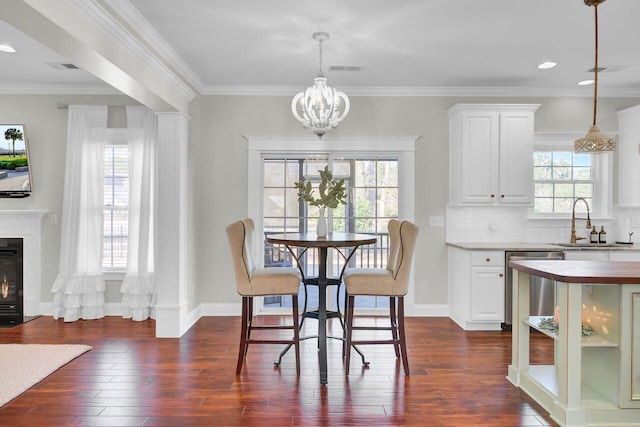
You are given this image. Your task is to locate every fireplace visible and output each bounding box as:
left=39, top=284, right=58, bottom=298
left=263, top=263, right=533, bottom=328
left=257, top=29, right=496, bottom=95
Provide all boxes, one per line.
left=0, top=238, right=23, bottom=325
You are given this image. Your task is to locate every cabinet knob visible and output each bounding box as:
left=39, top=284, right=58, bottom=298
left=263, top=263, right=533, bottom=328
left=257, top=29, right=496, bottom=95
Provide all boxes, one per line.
left=490, top=194, right=495, bottom=198
left=500, top=194, right=505, bottom=198
left=499, top=273, right=504, bottom=277
left=486, top=258, right=491, bottom=262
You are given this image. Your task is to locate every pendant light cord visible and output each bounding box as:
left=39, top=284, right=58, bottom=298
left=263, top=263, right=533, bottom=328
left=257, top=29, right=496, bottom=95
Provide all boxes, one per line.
left=592, top=3, right=599, bottom=127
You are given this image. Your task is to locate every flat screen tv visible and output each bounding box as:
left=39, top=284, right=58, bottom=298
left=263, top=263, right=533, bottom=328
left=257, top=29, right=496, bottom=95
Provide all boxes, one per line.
left=0, top=124, right=31, bottom=198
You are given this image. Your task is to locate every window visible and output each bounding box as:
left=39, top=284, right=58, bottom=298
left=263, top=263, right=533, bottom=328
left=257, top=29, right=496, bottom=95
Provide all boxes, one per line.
left=263, top=156, right=399, bottom=310
left=533, top=133, right=612, bottom=218
left=248, top=136, right=416, bottom=314
left=103, top=143, right=129, bottom=270
left=533, top=151, right=593, bottom=213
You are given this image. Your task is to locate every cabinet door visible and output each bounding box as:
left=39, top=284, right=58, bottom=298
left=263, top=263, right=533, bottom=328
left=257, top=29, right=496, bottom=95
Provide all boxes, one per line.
left=470, top=267, right=504, bottom=321
left=498, top=112, right=534, bottom=204
left=460, top=112, right=500, bottom=204
left=619, top=285, right=640, bottom=408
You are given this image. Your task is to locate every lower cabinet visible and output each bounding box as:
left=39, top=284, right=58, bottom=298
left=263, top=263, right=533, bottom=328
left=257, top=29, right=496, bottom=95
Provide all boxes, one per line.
left=449, top=247, right=504, bottom=330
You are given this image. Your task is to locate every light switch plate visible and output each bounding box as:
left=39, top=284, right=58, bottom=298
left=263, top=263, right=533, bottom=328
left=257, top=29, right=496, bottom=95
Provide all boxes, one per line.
left=429, top=216, right=445, bottom=227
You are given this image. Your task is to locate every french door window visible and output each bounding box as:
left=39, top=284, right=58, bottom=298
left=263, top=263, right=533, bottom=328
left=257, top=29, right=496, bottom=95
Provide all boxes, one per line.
left=247, top=135, right=416, bottom=315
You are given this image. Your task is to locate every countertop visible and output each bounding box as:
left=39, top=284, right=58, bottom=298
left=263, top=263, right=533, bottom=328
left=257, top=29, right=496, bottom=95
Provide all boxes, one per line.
left=446, top=241, right=639, bottom=251
left=508, top=259, right=640, bottom=283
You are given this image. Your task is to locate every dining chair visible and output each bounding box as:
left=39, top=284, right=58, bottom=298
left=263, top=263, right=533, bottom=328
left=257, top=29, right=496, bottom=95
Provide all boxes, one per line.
left=343, top=219, right=419, bottom=375
left=226, top=218, right=302, bottom=375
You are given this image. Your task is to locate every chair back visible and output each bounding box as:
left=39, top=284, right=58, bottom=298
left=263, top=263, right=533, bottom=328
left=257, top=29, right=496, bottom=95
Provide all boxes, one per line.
left=390, top=220, right=419, bottom=295
left=386, top=219, right=401, bottom=274
left=226, top=218, right=258, bottom=295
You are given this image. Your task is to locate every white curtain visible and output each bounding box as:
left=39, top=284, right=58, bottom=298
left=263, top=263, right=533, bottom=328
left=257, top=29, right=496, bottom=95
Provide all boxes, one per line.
left=52, top=105, right=107, bottom=322
left=120, top=106, right=156, bottom=321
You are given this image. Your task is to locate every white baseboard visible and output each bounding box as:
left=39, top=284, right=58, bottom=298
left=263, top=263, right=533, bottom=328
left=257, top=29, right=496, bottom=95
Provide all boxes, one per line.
left=410, top=304, right=449, bottom=317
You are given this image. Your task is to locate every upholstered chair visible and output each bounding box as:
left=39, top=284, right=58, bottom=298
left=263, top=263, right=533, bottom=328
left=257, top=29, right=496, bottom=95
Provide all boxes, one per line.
left=343, top=219, right=419, bottom=375
left=226, top=218, right=302, bottom=375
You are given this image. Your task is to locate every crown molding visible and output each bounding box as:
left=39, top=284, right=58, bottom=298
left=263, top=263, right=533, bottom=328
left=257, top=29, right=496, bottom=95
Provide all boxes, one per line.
left=74, top=0, right=198, bottom=100
left=0, top=84, right=121, bottom=95
left=203, top=84, right=640, bottom=98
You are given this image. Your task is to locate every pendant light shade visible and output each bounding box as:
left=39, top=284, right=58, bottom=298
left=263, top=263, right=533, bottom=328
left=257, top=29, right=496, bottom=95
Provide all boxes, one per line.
left=575, top=0, right=615, bottom=153
left=291, top=32, right=350, bottom=139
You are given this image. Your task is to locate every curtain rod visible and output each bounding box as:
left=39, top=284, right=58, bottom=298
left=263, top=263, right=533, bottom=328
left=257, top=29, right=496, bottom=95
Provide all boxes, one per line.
left=56, top=103, right=130, bottom=110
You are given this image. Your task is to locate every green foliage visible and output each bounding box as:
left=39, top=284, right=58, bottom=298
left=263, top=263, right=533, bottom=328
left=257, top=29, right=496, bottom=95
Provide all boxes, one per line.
left=0, top=157, right=28, bottom=170
left=294, top=166, right=347, bottom=209
left=4, top=128, right=24, bottom=158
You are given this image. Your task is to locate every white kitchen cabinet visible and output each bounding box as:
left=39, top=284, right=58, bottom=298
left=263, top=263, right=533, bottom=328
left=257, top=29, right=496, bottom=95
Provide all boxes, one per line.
left=448, top=104, right=539, bottom=206
left=617, top=105, right=640, bottom=207
left=448, top=247, right=504, bottom=330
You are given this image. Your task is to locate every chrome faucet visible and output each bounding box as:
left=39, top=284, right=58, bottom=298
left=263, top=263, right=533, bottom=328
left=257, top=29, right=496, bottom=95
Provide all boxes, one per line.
left=570, top=197, right=592, bottom=244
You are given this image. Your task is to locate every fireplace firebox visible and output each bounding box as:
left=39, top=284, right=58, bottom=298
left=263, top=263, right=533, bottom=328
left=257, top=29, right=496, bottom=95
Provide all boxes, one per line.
left=0, top=238, right=23, bottom=325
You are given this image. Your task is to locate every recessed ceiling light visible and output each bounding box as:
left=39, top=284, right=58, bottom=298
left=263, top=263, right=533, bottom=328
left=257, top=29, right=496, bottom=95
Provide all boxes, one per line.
left=538, top=61, right=557, bottom=69
left=578, top=79, right=595, bottom=86
left=0, top=45, right=16, bottom=53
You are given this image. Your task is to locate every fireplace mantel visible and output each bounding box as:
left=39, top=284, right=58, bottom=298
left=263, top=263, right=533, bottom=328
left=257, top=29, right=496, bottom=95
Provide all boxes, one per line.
left=0, top=210, right=47, bottom=316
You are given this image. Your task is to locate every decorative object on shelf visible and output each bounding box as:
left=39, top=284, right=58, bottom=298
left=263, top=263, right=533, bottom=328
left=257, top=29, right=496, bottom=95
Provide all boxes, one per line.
left=537, top=317, right=595, bottom=336
left=291, top=32, right=350, bottom=139
left=294, top=166, right=346, bottom=237
left=574, top=0, right=615, bottom=153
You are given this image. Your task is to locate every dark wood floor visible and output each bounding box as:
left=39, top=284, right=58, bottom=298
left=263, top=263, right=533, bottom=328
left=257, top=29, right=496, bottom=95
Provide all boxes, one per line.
left=0, top=315, right=557, bottom=426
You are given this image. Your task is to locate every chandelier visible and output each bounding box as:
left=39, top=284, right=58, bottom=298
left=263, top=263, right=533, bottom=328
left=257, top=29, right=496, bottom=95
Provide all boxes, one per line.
left=575, top=0, right=615, bottom=153
left=291, top=32, right=350, bottom=138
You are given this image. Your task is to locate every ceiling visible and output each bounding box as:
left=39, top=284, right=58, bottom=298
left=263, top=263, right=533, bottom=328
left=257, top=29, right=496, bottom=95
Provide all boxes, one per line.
left=1, top=0, right=640, bottom=97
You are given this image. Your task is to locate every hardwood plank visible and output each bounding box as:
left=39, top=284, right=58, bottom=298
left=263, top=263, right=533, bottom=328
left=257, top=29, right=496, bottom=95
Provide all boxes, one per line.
left=0, top=316, right=557, bottom=426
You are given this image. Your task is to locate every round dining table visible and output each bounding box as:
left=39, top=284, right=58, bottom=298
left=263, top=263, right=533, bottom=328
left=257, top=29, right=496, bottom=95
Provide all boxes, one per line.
left=266, top=232, right=377, bottom=384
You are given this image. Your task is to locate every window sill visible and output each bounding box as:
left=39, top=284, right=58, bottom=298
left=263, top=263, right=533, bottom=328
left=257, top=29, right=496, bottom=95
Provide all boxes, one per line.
left=103, top=270, right=125, bottom=281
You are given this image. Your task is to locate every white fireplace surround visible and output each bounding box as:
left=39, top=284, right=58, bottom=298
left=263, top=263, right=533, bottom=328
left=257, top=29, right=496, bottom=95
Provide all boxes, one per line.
left=0, top=210, right=47, bottom=317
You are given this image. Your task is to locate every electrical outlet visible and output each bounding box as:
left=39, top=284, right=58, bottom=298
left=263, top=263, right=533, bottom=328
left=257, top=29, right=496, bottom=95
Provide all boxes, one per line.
left=429, top=216, right=445, bottom=227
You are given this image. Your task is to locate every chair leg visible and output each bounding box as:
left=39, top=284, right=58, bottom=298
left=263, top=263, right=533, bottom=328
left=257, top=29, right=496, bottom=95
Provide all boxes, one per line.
left=345, top=294, right=355, bottom=375
left=292, top=295, right=301, bottom=375
left=398, top=296, right=410, bottom=375
left=390, top=296, right=400, bottom=358
left=236, top=296, right=250, bottom=375
left=342, top=289, right=348, bottom=358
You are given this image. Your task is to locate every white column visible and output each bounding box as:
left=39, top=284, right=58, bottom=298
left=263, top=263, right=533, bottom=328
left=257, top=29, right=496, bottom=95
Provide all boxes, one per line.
left=154, top=112, right=189, bottom=337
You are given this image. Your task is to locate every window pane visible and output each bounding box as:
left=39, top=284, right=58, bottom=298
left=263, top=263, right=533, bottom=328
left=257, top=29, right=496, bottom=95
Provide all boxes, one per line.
left=554, top=183, right=574, bottom=197
left=575, top=183, right=592, bottom=198
left=553, top=167, right=571, bottom=180
left=377, top=161, right=398, bottom=187
left=554, top=198, right=573, bottom=213
left=378, top=188, right=398, bottom=217
left=535, top=183, right=553, bottom=197
left=533, top=152, right=551, bottom=166
left=552, top=152, right=571, bottom=166
left=533, top=166, right=551, bottom=180
left=573, top=167, right=590, bottom=180
left=264, top=161, right=284, bottom=187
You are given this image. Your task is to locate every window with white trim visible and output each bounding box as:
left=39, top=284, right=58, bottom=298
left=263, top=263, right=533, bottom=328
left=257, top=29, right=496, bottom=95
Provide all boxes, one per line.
left=103, top=139, right=129, bottom=270
left=247, top=136, right=416, bottom=314
left=533, top=133, right=612, bottom=218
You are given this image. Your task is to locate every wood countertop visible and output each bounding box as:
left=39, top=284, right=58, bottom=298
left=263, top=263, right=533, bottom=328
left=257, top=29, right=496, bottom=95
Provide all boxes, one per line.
left=509, top=259, right=640, bottom=284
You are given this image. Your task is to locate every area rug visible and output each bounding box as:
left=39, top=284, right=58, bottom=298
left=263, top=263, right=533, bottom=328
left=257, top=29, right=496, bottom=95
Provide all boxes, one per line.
left=0, top=344, right=92, bottom=407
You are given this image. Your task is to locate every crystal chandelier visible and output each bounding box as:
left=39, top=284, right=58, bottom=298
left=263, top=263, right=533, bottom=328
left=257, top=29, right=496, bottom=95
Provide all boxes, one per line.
left=575, top=0, right=615, bottom=153
left=291, top=32, right=350, bottom=138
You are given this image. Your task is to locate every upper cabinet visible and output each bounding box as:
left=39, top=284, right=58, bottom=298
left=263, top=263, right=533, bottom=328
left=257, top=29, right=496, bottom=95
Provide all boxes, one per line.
left=617, top=105, right=640, bottom=207
left=448, top=104, right=539, bottom=206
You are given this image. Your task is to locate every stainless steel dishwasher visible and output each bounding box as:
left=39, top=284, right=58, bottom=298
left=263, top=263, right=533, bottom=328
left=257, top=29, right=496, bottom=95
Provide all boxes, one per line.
left=502, top=251, right=564, bottom=331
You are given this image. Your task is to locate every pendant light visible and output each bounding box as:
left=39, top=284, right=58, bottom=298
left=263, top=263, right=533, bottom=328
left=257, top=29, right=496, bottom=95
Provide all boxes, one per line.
left=575, top=0, right=615, bottom=153
left=291, top=32, right=350, bottom=139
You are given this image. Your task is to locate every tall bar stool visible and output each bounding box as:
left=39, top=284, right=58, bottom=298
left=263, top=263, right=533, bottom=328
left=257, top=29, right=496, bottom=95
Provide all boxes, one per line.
left=343, top=219, right=419, bottom=375
left=226, top=219, right=302, bottom=375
